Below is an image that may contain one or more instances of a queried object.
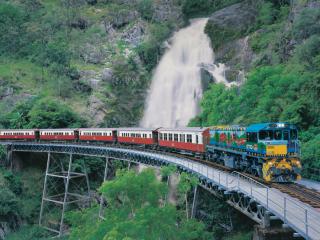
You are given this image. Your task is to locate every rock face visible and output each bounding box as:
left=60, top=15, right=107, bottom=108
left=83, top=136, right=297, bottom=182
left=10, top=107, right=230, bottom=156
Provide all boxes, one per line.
left=0, top=222, right=10, bottom=240
left=205, top=1, right=259, bottom=83
left=87, top=95, right=107, bottom=126
left=215, top=36, right=255, bottom=82
left=121, top=21, right=146, bottom=46
left=109, top=10, right=139, bottom=28
left=208, top=2, right=258, bottom=32
left=153, top=0, right=182, bottom=22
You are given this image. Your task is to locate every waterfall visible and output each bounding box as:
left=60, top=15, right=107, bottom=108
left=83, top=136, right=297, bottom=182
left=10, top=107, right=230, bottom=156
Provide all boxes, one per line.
left=140, top=18, right=227, bottom=128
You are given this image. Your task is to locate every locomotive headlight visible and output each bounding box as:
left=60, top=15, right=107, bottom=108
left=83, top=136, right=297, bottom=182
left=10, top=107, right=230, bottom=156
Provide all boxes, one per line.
left=277, top=123, right=285, bottom=128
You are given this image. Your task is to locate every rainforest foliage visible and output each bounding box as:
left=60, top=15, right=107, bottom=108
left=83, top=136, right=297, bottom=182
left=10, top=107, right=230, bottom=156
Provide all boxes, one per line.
left=191, top=0, right=320, bottom=173
left=66, top=168, right=211, bottom=240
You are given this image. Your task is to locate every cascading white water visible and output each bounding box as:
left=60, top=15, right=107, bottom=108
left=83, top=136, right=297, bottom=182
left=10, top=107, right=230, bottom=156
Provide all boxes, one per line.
left=140, top=18, right=228, bottom=128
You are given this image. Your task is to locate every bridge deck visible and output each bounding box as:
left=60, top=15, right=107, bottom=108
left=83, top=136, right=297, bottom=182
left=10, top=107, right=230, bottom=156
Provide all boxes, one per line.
left=2, top=142, right=320, bottom=240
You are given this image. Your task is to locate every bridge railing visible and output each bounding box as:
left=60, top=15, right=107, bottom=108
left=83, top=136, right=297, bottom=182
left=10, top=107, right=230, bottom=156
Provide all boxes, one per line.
left=230, top=171, right=320, bottom=240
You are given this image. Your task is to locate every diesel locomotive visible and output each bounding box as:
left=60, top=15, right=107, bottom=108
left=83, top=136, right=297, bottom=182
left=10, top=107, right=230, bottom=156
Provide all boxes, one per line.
left=0, top=122, right=301, bottom=182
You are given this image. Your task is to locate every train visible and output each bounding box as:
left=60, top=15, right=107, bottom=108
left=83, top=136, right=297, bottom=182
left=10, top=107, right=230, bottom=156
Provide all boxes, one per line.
left=0, top=122, right=301, bottom=182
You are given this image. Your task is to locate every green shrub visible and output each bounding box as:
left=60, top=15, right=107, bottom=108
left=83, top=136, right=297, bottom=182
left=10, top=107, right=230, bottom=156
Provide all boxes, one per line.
left=0, top=3, right=28, bottom=56
left=205, top=21, right=241, bottom=50
left=137, top=0, right=154, bottom=20
left=293, top=8, right=320, bottom=41
left=294, top=35, right=320, bottom=67
left=137, top=23, right=171, bottom=71
left=27, top=98, right=85, bottom=128
left=181, top=0, right=240, bottom=17
left=0, top=97, right=86, bottom=129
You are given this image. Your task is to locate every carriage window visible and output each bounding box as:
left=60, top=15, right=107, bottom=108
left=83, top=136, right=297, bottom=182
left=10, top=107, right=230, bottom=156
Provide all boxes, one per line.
left=196, top=135, right=199, bottom=144
left=290, top=129, right=297, bottom=140
left=247, top=132, right=258, bottom=143
left=180, top=134, right=185, bottom=142
left=274, top=130, right=282, bottom=140
left=283, top=131, right=289, bottom=140
left=164, top=133, right=168, bottom=141
left=174, top=134, right=178, bottom=141
left=187, top=134, right=192, bottom=143
left=259, top=130, right=273, bottom=140
left=169, top=134, right=172, bottom=141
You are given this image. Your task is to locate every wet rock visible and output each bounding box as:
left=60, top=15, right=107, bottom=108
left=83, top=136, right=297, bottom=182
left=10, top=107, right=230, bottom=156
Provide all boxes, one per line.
left=200, top=67, right=215, bottom=91
left=215, top=36, right=255, bottom=73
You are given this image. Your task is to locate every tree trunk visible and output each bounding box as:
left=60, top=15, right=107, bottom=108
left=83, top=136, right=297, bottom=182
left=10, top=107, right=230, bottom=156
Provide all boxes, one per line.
left=185, top=193, right=189, bottom=219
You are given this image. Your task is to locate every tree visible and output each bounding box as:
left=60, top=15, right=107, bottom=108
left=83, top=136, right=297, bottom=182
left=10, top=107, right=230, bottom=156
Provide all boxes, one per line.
left=137, top=0, right=154, bottom=20
left=178, top=172, right=199, bottom=219
left=293, top=8, right=320, bottom=41
left=0, top=3, right=27, bottom=56
left=26, top=98, right=85, bottom=128
left=67, top=168, right=210, bottom=240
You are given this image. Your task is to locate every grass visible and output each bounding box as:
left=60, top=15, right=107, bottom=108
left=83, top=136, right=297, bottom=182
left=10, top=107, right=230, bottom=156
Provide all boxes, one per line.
left=0, top=58, right=49, bottom=95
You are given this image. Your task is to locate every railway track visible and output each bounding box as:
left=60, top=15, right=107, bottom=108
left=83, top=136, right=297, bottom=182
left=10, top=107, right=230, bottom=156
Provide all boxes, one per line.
left=271, top=183, right=320, bottom=209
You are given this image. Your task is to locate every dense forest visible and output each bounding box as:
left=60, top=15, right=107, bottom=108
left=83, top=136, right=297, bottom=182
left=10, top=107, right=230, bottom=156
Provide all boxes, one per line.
left=0, top=0, right=319, bottom=239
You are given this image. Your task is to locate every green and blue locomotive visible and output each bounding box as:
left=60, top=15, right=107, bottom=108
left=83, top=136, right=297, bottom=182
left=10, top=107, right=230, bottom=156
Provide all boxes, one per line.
left=206, top=123, right=301, bottom=182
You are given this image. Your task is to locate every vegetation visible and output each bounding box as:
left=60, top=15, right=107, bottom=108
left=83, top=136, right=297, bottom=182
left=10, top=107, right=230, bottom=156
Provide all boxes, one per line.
left=180, top=0, right=241, bottom=17
left=0, top=166, right=45, bottom=237
left=67, top=168, right=211, bottom=240
left=0, top=97, right=86, bottom=129
left=191, top=0, right=320, bottom=171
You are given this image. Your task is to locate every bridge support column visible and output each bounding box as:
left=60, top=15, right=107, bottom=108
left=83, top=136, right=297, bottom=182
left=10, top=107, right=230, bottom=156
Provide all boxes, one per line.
left=253, top=225, right=298, bottom=240
left=39, top=152, right=91, bottom=237
left=191, top=185, right=198, bottom=218
left=5, top=145, right=13, bottom=169
left=99, top=157, right=110, bottom=220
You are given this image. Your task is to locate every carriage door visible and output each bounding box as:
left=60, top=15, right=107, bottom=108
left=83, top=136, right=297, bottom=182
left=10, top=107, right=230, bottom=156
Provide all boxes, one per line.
left=152, top=131, right=159, bottom=144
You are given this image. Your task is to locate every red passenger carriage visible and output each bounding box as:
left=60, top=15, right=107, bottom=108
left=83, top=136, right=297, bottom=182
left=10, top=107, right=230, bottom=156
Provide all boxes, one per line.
left=0, top=129, right=37, bottom=140
left=158, top=127, right=210, bottom=153
left=39, top=129, right=77, bottom=141
left=117, top=128, right=158, bottom=145
left=78, top=128, right=117, bottom=142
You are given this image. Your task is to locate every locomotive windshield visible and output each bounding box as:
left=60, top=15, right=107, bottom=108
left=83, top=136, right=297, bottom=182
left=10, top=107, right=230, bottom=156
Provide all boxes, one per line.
left=258, top=129, right=298, bottom=141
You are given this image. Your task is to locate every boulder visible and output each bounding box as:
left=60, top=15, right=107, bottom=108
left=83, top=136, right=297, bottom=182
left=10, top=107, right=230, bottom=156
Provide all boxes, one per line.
left=101, top=68, right=113, bottom=82
left=109, top=10, right=139, bottom=28
left=70, top=18, right=88, bottom=30
left=79, top=70, right=96, bottom=79
left=80, top=43, right=105, bottom=64
left=152, top=0, right=182, bottom=24
left=208, top=2, right=259, bottom=32
left=121, top=21, right=146, bottom=46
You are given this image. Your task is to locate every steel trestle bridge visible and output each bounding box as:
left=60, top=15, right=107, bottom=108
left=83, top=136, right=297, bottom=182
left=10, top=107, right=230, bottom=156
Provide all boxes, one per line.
left=1, top=141, right=319, bottom=239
